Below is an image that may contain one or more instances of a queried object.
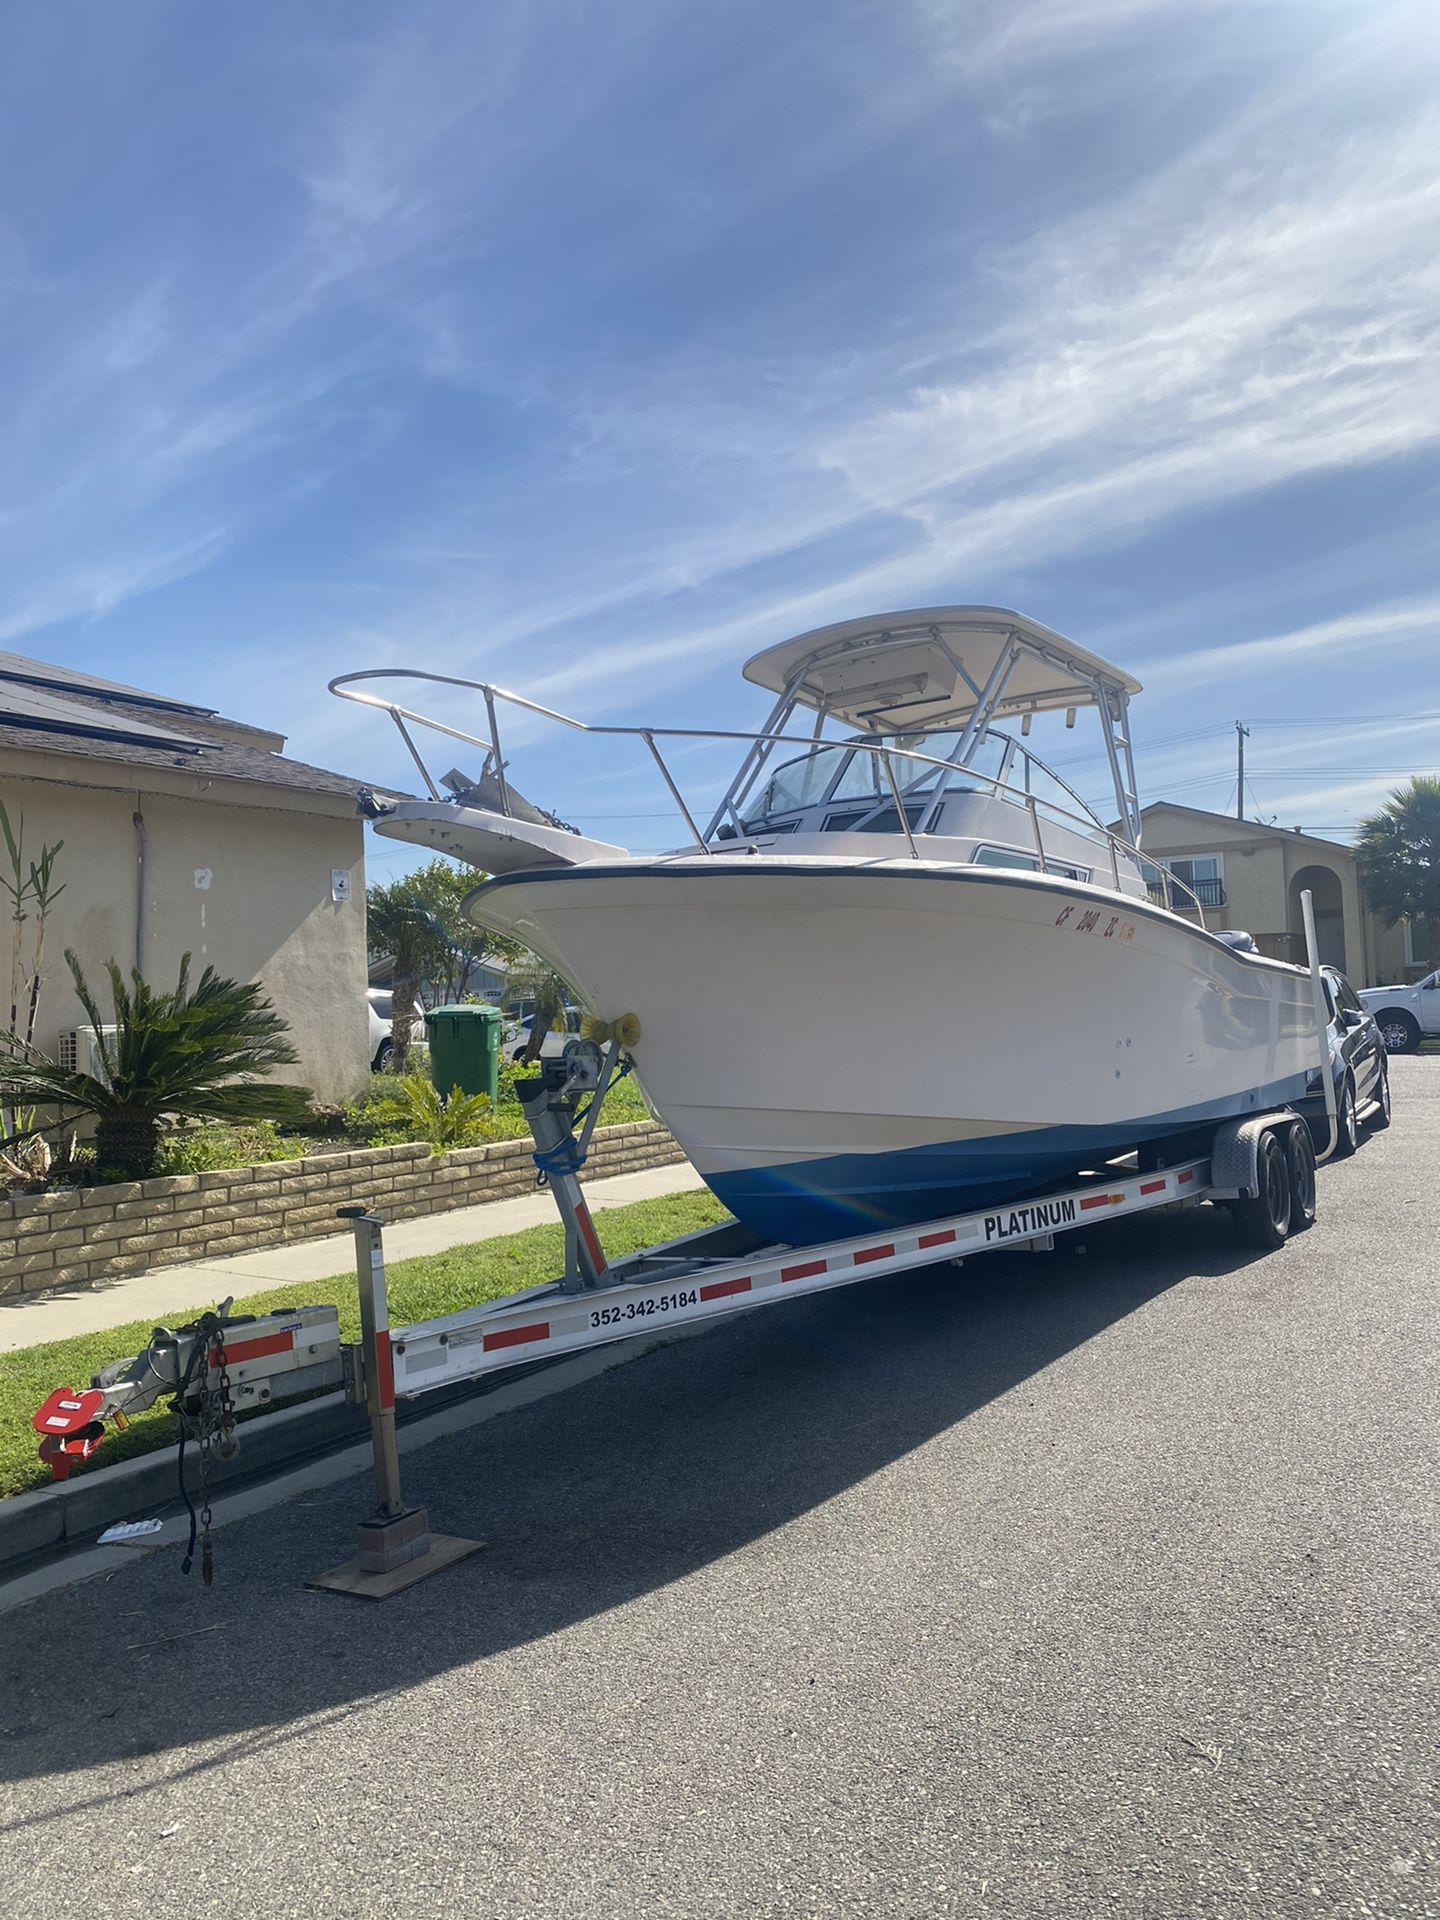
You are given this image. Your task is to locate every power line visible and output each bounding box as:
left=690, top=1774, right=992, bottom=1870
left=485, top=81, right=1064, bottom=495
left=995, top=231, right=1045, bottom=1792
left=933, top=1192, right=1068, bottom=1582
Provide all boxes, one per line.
left=1248, top=712, right=1440, bottom=727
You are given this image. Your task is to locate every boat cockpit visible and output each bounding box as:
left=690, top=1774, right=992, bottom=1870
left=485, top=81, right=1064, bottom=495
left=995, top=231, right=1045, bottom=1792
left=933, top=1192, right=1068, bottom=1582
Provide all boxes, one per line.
left=713, top=724, right=1129, bottom=888
left=702, top=607, right=1152, bottom=895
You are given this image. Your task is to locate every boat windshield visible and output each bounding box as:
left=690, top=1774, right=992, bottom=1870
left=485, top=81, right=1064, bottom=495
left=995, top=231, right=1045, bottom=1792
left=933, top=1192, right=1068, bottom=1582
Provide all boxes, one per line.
left=737, top=729, right=1103, bottom=834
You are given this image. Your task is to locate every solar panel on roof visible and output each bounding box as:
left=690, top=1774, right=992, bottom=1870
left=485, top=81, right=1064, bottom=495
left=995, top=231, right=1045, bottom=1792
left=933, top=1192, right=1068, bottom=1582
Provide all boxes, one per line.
left=0, top=650, right=215, bottom=718
left=0, top=679, right=206, bottom=751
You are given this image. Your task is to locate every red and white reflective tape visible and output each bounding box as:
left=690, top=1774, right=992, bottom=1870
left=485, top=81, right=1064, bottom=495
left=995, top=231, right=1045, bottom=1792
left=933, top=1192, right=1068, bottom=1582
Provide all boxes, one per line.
left=574, top=1200, right=608, bottom=1278
left=483, top=1320, right=551, bottom=1353
left=212, top=1328, right=297, bottom=1369
left=700, top=1275, right=752, bottom=1302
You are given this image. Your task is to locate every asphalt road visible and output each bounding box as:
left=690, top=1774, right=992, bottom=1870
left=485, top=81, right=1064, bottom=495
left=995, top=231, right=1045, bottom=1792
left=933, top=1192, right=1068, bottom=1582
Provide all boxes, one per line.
left=2, top=1062, right=1436, bottom=1919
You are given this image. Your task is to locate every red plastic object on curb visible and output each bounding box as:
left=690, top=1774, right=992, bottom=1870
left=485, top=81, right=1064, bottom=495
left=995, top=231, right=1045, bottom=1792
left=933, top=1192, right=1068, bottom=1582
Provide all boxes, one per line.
left=33, top=1389, right=108, bottom=1481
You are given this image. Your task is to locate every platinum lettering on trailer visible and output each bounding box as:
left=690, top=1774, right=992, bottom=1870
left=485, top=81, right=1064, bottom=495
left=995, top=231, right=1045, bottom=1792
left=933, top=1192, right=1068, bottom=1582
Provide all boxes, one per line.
left=982, top=1197, right=1080, bottom=1244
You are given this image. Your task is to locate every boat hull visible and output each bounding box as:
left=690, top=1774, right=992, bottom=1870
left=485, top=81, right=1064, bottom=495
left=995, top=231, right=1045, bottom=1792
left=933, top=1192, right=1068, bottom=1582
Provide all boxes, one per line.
left=464, top=858, right=1319, bottom=1245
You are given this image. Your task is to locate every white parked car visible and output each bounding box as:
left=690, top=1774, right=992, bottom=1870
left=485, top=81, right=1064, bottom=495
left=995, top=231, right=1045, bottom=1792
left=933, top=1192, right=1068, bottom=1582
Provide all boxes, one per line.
left=505, top=1008, right=584, bottom=1063
left=367, top=988, right=429, bottom=1071
left=1356, top=970, right=1440, bottom=1054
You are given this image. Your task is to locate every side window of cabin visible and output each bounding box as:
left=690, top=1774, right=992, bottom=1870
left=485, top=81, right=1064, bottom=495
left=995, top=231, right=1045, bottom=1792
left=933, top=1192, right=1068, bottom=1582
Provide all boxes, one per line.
left=974, top=845, right=1040, bottom=871
left=823, top=804, right=923, bottom=834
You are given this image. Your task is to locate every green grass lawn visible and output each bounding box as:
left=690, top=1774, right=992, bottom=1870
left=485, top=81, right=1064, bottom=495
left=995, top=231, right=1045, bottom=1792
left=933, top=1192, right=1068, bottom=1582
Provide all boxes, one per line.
left=0, top=1186, right=727, bottom=1502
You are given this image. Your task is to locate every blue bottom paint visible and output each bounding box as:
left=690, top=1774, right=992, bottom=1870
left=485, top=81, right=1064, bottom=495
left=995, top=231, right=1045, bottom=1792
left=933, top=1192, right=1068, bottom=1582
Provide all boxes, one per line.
left=704, top=1074, right=1314, bottom=1246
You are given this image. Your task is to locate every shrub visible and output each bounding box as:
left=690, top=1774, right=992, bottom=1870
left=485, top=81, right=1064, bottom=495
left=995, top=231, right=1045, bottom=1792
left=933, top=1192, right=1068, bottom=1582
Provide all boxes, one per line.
left=346, top=1074, right=497, bottom=1153
left=152, top=1121, right=307, bottom=1176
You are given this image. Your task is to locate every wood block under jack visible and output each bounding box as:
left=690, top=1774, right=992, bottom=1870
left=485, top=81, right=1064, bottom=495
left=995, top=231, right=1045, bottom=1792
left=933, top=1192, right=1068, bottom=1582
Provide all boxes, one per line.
left=309, top=1509, right=485, bottom=1599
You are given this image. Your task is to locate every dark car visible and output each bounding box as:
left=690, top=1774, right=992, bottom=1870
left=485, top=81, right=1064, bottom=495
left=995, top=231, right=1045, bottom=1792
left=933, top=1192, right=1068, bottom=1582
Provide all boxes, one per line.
left=1299, top=967, right=1391, bottom=1155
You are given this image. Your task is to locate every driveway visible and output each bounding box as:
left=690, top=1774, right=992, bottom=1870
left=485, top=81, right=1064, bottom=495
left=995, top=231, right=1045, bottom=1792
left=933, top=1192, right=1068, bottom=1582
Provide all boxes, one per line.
left=2, top=1062, right=1436, bottom=1918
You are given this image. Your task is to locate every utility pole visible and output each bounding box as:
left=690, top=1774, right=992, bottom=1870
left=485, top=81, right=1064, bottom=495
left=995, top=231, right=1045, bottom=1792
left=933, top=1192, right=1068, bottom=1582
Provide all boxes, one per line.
left=1235, top=721, right=1249, bottom=820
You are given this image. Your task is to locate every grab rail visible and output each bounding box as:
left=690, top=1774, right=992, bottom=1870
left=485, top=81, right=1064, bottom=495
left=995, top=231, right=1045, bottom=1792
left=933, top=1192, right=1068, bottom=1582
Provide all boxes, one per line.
left=328, top=668, right=1208, bottom=924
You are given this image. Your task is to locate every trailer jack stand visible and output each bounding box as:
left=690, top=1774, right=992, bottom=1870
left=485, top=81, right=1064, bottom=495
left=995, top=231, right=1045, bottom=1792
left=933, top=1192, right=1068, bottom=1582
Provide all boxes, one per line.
left=311, top=1057, right=615, bottom=1599
left=309, top=1208, right=484, bottom=1600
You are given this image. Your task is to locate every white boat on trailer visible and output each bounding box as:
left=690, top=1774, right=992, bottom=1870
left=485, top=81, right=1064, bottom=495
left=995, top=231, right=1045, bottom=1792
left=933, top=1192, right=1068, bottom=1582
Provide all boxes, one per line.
left=332, top=606, right=1319, bottom=1248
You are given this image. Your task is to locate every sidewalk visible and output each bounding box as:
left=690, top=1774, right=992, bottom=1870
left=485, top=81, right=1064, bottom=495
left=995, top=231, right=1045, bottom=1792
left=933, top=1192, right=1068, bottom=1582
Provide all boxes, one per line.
left=0, top=1162, right=708, bottom=1354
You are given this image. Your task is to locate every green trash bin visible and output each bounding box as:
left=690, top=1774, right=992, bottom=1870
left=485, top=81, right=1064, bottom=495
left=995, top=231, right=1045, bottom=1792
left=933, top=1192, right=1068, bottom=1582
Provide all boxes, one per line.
left=423, top=1003, right=503, bottom=1104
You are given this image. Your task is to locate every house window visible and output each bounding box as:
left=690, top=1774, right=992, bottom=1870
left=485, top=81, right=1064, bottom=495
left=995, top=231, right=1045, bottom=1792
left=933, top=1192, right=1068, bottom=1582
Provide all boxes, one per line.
left=1150, top=854, right=1225, bottom=909
left=1404, top=917, right=1434, bottom=967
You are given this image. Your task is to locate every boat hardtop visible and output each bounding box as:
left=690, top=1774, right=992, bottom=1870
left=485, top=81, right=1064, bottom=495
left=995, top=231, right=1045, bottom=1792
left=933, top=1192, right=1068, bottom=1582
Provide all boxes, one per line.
left=742, top=605, right=1142, bottom=731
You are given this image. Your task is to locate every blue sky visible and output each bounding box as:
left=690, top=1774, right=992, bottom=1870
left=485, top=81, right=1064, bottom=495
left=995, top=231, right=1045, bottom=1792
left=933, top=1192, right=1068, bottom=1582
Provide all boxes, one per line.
left=2, top=0, right=1438, bottom=867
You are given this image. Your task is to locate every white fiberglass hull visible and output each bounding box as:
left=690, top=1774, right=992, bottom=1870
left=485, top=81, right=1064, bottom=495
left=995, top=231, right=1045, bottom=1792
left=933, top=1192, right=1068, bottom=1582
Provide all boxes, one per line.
left=465, top=856, right=1318, bottom=1245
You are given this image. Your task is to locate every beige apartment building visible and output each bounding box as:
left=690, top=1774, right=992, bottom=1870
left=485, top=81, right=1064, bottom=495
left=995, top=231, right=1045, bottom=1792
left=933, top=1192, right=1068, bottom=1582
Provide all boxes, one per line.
left=0, top=651, right=372, bottom=1103
left=1134, top=803, right=1416, bottom=988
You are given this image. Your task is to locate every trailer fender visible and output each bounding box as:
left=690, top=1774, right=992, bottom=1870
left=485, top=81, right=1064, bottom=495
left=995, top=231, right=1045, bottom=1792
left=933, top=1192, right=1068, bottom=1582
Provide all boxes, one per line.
left=1207, top=1110, right=1303, bottom=1200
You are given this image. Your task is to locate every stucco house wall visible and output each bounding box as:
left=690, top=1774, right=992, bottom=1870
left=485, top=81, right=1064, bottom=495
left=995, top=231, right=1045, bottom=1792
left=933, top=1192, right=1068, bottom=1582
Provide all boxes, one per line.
left=1134, top=803, right=1413, bottom=987
left=0, top=658, right=373, bottom=1104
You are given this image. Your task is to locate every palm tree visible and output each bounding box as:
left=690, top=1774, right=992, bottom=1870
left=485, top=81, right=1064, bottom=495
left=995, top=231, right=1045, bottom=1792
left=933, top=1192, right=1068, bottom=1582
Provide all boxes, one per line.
left=1356, top=776, right=1440, bottom=969
left=365, top=860, right=519, bottom=1068
left=365, top=871, right=455, bottom=1069
left=0, top=951, right=312, bottom=1179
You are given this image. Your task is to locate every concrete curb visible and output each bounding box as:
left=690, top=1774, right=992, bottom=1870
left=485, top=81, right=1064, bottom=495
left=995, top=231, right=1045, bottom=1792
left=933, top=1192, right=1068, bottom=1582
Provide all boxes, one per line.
left=1, top=1390, right=368, bottom=1568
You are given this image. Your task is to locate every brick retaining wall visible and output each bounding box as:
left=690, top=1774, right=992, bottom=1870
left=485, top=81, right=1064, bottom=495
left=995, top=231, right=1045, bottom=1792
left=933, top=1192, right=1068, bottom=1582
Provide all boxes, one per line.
left=0, top=1120, right=686, bottom=1302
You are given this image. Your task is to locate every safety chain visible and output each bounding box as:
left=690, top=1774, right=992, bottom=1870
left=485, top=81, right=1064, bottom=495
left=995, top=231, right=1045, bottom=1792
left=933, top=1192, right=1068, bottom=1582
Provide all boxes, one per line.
left=194, top=1334, right=215, bottom=1586
left=178, top=1312, right=238, bottom=1587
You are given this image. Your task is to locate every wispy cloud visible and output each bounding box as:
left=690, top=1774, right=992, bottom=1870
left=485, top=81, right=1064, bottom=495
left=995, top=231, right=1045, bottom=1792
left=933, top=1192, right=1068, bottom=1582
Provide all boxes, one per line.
left=1140, top=596, right=1440, bottom=692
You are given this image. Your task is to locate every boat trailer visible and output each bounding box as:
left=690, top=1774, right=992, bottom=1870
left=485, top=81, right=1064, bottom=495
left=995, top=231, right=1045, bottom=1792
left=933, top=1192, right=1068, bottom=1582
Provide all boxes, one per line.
left=309, top=1027, right=1321, bottom=1597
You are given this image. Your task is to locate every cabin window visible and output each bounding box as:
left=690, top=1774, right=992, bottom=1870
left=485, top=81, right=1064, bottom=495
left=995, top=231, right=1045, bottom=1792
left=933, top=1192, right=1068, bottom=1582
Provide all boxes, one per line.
left=823, top=803, right=924, bottom=834
left=973, top=845, right=1091, bottom=881
left=920, top=730, right=1009, bottom=796
left=827, top=753, right=884, bottom=805
left=974, top=845, right=1040, bottom=871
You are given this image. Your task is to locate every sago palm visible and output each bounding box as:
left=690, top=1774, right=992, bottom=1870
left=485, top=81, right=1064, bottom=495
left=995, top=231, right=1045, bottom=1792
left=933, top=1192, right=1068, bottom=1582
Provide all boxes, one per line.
left=0, top=950, right=312, bottom=1178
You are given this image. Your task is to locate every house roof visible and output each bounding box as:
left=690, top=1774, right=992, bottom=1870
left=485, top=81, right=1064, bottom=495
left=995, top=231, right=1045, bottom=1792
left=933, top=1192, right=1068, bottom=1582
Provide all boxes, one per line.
left=1131, top=801, right=1354, bottom=856
left=0, top=648, right=373, bottom=801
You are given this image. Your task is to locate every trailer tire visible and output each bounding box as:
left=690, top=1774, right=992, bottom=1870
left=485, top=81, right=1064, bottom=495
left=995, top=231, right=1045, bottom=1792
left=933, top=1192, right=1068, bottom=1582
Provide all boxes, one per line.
left=1229, top=1129, right=1292, bottom=1250
left=1286, top=1122, right=1317, bottom=1231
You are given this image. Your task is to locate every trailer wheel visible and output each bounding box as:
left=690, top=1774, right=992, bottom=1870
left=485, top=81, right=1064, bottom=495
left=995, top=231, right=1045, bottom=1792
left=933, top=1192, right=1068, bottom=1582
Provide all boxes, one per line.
left=1286, top=1122, right=1317, bottom=1231
left=1230, top=1129, right=1292, bottom=1250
